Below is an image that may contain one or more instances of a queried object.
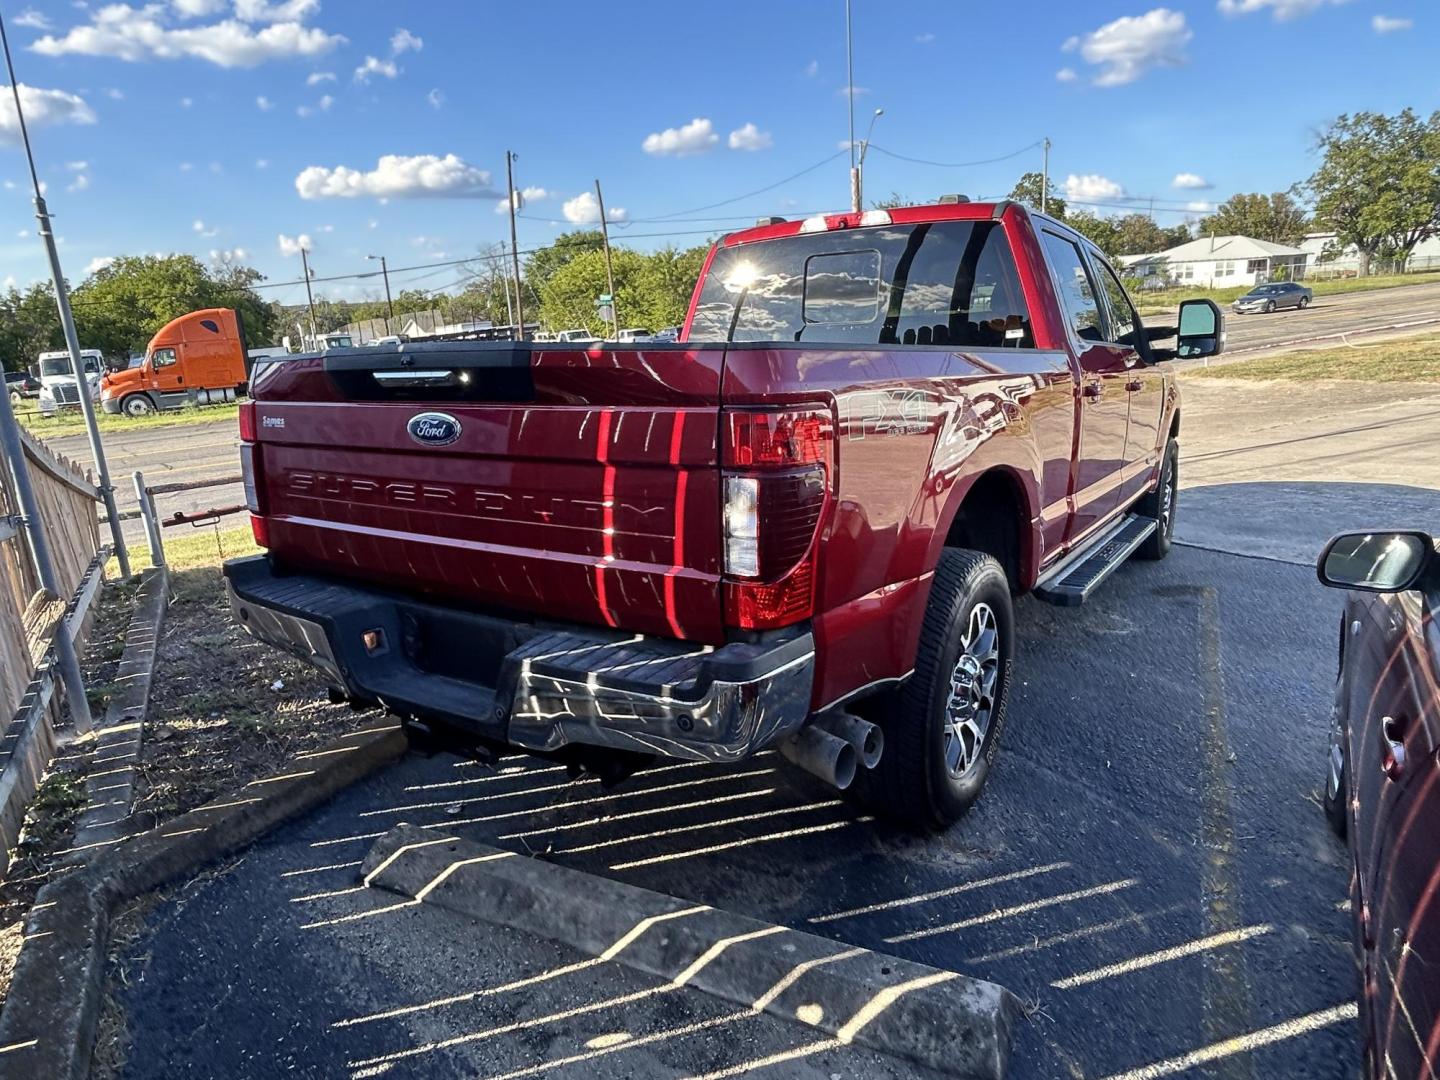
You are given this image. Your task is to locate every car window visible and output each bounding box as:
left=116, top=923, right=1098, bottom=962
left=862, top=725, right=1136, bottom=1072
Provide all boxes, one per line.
left=1090, top=254, right=1142, bottom=349
left=689, top=220, right=1034, bottom=347
left=1040, top=231, right=1104, bottom=343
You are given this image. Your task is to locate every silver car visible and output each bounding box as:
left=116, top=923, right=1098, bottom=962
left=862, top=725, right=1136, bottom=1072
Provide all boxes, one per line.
left=1232, top=281, right=1313, bottom=314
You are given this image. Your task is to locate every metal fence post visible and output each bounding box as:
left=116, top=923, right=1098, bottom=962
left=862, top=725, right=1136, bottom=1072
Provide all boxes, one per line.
left=133, top=470, right=166, bottom=569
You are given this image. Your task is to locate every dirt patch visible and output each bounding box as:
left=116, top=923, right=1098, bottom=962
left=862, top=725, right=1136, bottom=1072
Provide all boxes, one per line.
left=131, top=565, right=382, bottom=828
left=0, top=576, right=136, bottom=1004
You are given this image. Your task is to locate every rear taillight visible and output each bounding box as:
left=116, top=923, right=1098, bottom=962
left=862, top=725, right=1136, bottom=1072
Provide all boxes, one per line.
left=238, top=401, right=268, bottom=546
left=721, top=406, right=834, bottom=630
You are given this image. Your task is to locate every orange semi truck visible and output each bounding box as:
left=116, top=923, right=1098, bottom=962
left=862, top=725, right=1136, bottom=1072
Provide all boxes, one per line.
left=101, top=308, right=253, bottom=417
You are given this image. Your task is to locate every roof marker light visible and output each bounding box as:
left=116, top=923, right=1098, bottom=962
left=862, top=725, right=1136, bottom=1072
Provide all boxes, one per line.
left=858, top=210, right=892, bottom=227
left=799, top=215, right=830, bottom=234
left=938, top=193, right=970, bottom=204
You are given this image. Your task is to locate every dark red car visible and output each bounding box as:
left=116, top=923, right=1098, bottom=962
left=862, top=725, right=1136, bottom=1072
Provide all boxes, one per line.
left=1320, top=530, right=1440, bottom=1076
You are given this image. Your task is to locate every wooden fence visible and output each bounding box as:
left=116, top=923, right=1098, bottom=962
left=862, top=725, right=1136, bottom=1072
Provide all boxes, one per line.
left=0, top=429, right=102, bottom=720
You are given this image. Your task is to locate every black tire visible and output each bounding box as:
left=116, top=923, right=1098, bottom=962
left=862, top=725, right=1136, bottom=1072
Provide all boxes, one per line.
left=1136, top=438, right=1178, bottom=560
left=122, top=393, right=156, bottom=417
left=1264, top=300, right=1276, bottom=313
left=1323, top=697, right=1348, bottom=838
left=854, top=549, right=1014, bottom=830
left=1298, top=295, right=1310, bottom=309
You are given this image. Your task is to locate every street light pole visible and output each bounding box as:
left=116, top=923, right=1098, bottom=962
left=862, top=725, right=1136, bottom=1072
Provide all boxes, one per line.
left=505, top=150, right=526, bottom=339
left=856, top=107, right=883, bottom=212
left=846, top=0, right=859, bottom=211
left=1041, top=136, right=1051, bottom=216
left=594, top=179, right=619, bottom=339
left=299, top=246, right=318, bottom=341
left=1, top=9, right=129, bottom=580
left=366, top=254, right=394, bottom=334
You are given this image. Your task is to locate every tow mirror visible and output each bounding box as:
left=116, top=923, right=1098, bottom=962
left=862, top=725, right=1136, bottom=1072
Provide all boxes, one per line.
left=1176, top=299, right=1225, bottom=360
left=1318, top=531, right=1434, bottom=593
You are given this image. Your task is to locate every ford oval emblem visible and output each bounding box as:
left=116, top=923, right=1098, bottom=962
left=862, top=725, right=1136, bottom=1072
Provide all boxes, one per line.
left=407, top=412, right=462, bottom=447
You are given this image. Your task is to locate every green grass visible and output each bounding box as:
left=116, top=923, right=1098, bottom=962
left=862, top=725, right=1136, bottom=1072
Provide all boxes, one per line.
left=14, top=400, right=239, bottom=440
left=1134, top=270, right=1440, bottom=314
left=1184, top=331, right=1440, bottom=382
left=112, top=523, right=260, bottom=578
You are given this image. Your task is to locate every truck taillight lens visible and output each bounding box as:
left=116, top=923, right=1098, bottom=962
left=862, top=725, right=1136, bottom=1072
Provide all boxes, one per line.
left=238, top=401, right=268, bottom=546
left=238, top=400, right=257, bottom=441
left=721, top=406, right=834, bottom=630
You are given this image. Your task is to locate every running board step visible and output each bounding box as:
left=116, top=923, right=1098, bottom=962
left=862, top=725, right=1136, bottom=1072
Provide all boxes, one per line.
left=1034, top=514, right=1157, bottom=607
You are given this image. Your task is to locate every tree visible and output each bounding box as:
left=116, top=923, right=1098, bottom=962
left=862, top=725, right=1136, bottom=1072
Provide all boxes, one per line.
left=524, top=231, right=604, bottom=292
left=1064, top=210, right=1120, bottom=255
left=869, top=192, right=912, bottom=210
left=539, top=248, right=649, bottom=334
left=0, top=283, right=64, bottom=373
left=1300, top=109, right=1440, bottom=275
left=1200, top=192, right=1309, bottom=247
left=631, top=245, right=708, bottom=329
left=1009, top=171, right=1065, bottom=219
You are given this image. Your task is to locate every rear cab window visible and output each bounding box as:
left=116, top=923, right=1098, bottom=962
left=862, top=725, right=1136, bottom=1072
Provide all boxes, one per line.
left=690, top=220, right=1035, bottom=348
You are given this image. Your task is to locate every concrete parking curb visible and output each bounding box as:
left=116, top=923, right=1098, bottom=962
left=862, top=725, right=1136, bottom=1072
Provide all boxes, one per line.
left=363, top=825, right=1021, bottom=1079
left=70, top=565, right=169, bottom=858
left=0, top=718, right=407, bottom=1080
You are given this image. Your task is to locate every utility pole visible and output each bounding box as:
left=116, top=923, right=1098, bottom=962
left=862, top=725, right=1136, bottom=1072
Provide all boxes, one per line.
left=855, top=108, right=883, bottom=213
left=1041, top=137, right=1051, bottom=216
left=366, top=254, right=393, bottom=333
left=1, top=10, right=129, bottom=580
left=846, top=0, right=859, bottom=211
left=594, top=179, right=619, bottom=338
left=299, top=246, right=318, bottom=341
left=506, top=150, right=526, bottom=339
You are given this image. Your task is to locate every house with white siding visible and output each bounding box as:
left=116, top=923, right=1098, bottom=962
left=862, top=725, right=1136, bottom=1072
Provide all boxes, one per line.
left=1299, top=231, right=1440, bottom=276
left=1119, top=235, right=1309, bottom=287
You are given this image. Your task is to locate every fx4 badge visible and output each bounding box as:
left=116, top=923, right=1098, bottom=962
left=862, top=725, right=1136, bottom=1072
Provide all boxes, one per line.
left=407, top=412, right=462, bottom=447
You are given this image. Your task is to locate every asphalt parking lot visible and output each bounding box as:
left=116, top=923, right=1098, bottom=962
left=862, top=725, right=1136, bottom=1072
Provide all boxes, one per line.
left=115, top=541, right=1357, bottom=1079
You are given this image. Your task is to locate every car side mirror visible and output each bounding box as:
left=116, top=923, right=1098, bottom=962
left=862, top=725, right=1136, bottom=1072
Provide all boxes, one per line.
left=1175, top=299, right=1225, bottom=360
left=1318, top=531, right=1435, bottom=593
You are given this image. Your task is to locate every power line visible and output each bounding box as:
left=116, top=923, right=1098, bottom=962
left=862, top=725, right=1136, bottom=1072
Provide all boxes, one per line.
left=645, top=150, right=849, bottom=221
left=866, top=141, right=1043, bottom=169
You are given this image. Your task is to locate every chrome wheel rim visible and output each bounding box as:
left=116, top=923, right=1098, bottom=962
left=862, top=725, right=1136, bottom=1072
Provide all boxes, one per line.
left=944, top=603, right=1000, bottom=779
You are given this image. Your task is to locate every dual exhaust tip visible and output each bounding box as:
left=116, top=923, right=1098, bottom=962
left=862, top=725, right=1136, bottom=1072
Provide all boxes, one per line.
left=778, top=710, right=884, bottom=791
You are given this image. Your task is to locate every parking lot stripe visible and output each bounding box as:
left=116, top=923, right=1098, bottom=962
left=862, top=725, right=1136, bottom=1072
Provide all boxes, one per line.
left=1098, top=1001, right=1358, bottom=1080
left=497, top=788, right=778, bottom=842
left=809, top=861, right=1072, bottom=923
left=884, top=878, right=1140, bottom=944
left=1049, top=924, right=1274, bottom=989
left=966, top=903, right=1187, bottom=965
left=555, top=800, right=842, bottom=856
left=608, top=817, right=868, bottom=871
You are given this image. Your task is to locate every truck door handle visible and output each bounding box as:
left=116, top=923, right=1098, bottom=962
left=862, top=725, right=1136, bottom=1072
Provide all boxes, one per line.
left=1083, top=383, right=1102, bottom=399
left=1126, top=379, right=1143, bottom=392
left=1380, top=715, right=1406, bottom=779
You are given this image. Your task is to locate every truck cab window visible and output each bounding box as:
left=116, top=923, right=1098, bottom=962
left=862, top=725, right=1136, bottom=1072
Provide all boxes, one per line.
left=152, top=348, right=177, bottom=368
left=1040, top=232, right=1104, bottom=343
left=1091, top=256, right=1143, bottom=350
left=803, top=250, right=882, bottom=329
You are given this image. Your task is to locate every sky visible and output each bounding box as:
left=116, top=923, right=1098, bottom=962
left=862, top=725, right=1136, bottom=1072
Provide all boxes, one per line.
left=0, top=0, right=1435, bottom=312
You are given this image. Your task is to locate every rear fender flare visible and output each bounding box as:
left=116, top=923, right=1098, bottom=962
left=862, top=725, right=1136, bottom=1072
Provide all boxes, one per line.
left=924, top=460, right=1041, bottom=588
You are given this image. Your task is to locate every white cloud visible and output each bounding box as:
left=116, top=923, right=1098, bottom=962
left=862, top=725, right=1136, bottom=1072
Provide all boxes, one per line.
left=1056, top=67, right=1078, bottom=82
left=354, top=55, right=397, bottom=82
left=837, top=84, right=869, bottom=98
left=208, top=160, right=223, bottom=173
left=17, top=229, right=29, bottom=237
left=66, top=172, right=89, bottom=192
left=0, top=84, right=96, bottom=144
left=390, top=27, right=422, bottom=54
left=277, top=232, right=312, bottom=256
left=727, top=122, right=773, bottom=152
left=427, top=87, right=444, bottom=109
left=2, top=276, right=15, bottom=289
left=180, top=96, right=193, bottom=108
left=367, top=218, right=378, bottom=229
left=1186, top=200, right=1217, bottom=213
left=233, top=0, right=319, bottom=21
left=31, top=5, right=345, bottom=68
left=1064, top=173, right=1125, bottom=200
left=915, top=32, right=935, bottom=43
left=14, top=8, right=52, bottom=29
left=305, top=70, right=335, bottom=85
left=172, top=0, right=226, bottom=16
left=642, top=117, right=718, bottom=157
left=296, top=153, right=496, bottom=200
left=1217, top=0, right=1346, bottom=20
left=1172, top=172, right=1212, bottom=189
left=1371, top=14, right=1412, bottom=33
left=494, top=185, right=550, bottom=214
left=104, top=87, right=125, bottom=99
left=210, top=246, right=249, bottom=262
left=1063, top=7, right=1191, bottom=87
left=803, top=59, right=818, bottom=77
left=296, top=93, right=332, bottom=116
left=179, top=161, right=194, bottom=171
left=256, top=94, right=273, bottom=110
left=255, top=157, right=269, bottom=168
left=193, top=218, right=218, bottom=237
left=65, top=159, right=87, bottom=171
left=561, top=190, right=628, bottom=225
left=85, top=255, right=116, bottom=275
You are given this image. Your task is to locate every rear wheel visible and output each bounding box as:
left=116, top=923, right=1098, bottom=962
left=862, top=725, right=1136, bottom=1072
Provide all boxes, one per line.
left=1137, top=438, right=1178, bottom=560
left=1264, top=300, right=1276, bottom=313
left=855, top=549, right=1013, bottom=830
left=122, top=393, right=156, bottom=417
left=1323, top=693, right=1348, bottom=838
left=1299, top=295, right=1311, bottom=309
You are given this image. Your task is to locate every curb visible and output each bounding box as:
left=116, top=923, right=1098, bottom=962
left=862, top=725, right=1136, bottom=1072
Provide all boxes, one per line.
left=70, top=565, right=169, bottom=858
left=363, top=824, right=1021, bottom=1079
left=0, top=718, right=407, bottom=1080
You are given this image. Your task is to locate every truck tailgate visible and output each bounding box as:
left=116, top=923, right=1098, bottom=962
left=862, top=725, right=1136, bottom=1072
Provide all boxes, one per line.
left=248, top=343, right=726, bottom=642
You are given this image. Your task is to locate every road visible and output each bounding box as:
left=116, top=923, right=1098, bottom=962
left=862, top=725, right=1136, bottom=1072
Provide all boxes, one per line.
left=117, top=543, right=1357, bottom=1079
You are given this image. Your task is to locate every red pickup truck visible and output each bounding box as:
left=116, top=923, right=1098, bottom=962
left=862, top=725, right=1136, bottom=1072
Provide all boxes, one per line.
left=224, top=200, right=1224, bottom=828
